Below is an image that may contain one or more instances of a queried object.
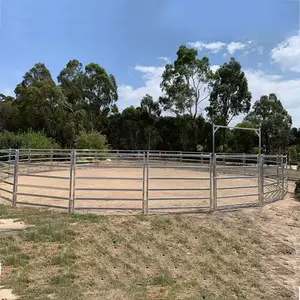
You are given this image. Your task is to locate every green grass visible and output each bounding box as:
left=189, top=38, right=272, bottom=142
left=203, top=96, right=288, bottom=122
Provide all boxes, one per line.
left=0, top=204, right=298, bottom=300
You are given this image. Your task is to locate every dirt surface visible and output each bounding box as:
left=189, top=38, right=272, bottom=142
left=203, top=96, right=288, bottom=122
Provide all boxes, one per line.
left=238, top=182, right=300, bottom=297
left=0, top=167, right=265, bottom=213
left=0, top=287, right=18, bottom=299
left=0, top=219, right=31, bottom=232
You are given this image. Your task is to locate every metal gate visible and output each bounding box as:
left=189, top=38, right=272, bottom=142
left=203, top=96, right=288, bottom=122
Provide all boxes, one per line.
left=213, top=154, right=261, bottom=210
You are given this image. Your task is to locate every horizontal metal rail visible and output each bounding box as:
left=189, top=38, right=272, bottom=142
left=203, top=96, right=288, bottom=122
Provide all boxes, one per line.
left=149, top=177, right=210, bottom=180
left=217, top=193, right=258, bottom=199
left=16, top=202, right=68, bottom=209
left=75, top=188, right=142, bottom=191
left=0, top=195, right=12, bottom=202
left=217, top=185, right=258, bottom=190
left=148, top=197, right=209, bottom=201
left=148, top=187, right=210, bottom=191
left=0, top=187, right=13, bottom=194
left=18, top=174, right=70, bottom=180
left=75, top=197, right=142, bottom=201
left=217, top=202, right=259, bottom=209
left=1, top=171, right=14, bottom=176
left=75, top=176, right=143, bottom=180
left=2, top=180, right=13, bottom=185
left=74, top=207, right=141, bottom=211
left=18, top=184, right=69, bottom=191
left=148, top=165, right=209, bottom=170
left=20, top=163, right=69, bottom=168
left=216, top=165, right=257, bottom=169
left=148, top=206, right=209, bottom=210
left=17, top=193, right=69, bottom=200
left=75, top=165, right=143, bottom=169
left=217, top=175, right=257, bottom=180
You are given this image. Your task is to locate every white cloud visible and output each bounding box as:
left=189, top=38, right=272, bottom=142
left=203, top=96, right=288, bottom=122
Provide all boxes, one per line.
left=118, top=64, right=300, bottom=127
left=188, top=41, right=226, bottom=53
left=158, top=57, right=170, bottom=63
left=189, top=40, right=254, bottom=55
left=227, top=42, right=250, bottom=54
left=118, top=65, right=164, bottom=110
left=271, top=35, right=300, bottom=72
left=257, top=46, right=264, bottom=55
left=245, top=69, right=300, bottom=126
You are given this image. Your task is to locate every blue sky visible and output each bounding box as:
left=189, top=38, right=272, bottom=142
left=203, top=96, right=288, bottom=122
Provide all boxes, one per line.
left=1, top=0, right=300, bottom=125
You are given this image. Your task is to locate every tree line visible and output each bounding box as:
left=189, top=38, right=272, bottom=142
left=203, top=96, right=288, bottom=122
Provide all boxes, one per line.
left=0, top=45, right=296, bottom=156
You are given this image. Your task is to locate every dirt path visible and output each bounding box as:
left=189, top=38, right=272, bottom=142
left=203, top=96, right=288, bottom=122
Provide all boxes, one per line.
left=240, top=182, right=300, bottom=297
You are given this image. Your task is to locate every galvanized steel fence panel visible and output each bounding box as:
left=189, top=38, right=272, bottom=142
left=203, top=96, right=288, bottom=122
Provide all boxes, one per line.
left=0, top=149, right=288, bottom=214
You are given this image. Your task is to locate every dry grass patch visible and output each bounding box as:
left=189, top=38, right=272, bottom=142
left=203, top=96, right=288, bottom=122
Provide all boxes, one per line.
left=0, top=203, right=298, bottom=299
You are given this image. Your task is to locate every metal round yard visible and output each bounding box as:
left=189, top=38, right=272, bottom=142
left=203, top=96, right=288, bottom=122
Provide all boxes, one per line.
left=0, top=146, right=287, bottom=214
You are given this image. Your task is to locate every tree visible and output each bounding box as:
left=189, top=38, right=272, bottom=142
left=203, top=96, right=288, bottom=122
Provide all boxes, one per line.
left=58, top=60, right=118, bottom=132
left=140, top=94, right=161, bottom=149
left=206, top=57, right=251, bottom=126
left=159, top=45, right=213, bottom=150
left=159, top=45, right=213, bottom=118
left=75, top=131, right=109, bottom=149
left=227, top=121, right=258, bottom=153
left=245, top=93, right=292, bottom=154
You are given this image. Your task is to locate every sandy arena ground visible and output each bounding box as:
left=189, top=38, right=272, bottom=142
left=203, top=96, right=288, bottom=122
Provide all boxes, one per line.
left=0, top=164, right=266, bottom=213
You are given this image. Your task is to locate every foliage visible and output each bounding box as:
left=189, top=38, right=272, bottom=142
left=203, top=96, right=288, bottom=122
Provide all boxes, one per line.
left=206, top=57, right=252, bottom=125
left=245, top=93, right=292, bottom=154
left=288, top=145, right=298, bottom=165
left=19, top=131, right=58, bottom=149
left=0, top=131, right=57, bottom=149
left=75, top=131, right=109, bottom=149
left=0, top=52, right=297, bottom=154
left=159, top=45, right=213, bottom=118
left=294, top=180, right=300, bottom=197
left=227, top=122, right=258, bottom=154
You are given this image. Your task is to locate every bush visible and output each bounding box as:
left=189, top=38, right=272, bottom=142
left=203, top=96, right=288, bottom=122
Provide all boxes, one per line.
left=0, top=130, right=57, bottom=149
left=288, top=146, right=298, bottom=165
left=20, top=131, right=58, bottom=149
left=75, top=131, right=109, bottom=150
left=0, top=131, right=23, bottom=149
left=294, top=180, right=300, bottom=198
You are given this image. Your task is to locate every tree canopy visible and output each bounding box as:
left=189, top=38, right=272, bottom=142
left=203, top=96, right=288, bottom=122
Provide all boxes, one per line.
left=0, top=47, right=296, bottom=157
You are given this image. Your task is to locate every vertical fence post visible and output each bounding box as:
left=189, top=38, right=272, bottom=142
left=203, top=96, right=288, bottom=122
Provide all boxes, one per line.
left=145, top=151, right=149, bottom=215
left=8, top=148, right=11, bottom=173
left=285, top=155, right=288, bottom=193
left=72, top=150, right=77, bottom=213
left=243, top=153, right=246, bottom=175
left=276, top=154, right=280, bottom=187
left=180, top=151, right=182, bottom=164
left=27, top=148, right=31, bottom=174
left=209, top=153, right=214, bottom=212
left=142, top=152, right=146, bottom=214
left=12, top=150, right=19, bottom=207
left=258, top=154, right=264, bottom=207
left=213, top=153, right=217, bottom=211
left=281, top=155, right=285, bottom=198
left=50, top=148, right=54, bottom=170
left=68, top=150, right=75, bottom=214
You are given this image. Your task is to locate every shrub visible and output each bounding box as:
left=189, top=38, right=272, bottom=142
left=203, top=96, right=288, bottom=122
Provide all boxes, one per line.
left=294, top=180, right=300, bottom=198
left=0, top=130, right=57, bottom=149
left=252, top=147, right=260, bottom=154
left=288, top=146, right=298, bottom=165
left=75, top=131, right=109, bottom=150
left=20, top=131, right=58, bottom=149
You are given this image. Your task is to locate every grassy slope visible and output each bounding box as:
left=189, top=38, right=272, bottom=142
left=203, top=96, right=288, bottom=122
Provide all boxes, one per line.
left=0, top=205, right=297, bottom=300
